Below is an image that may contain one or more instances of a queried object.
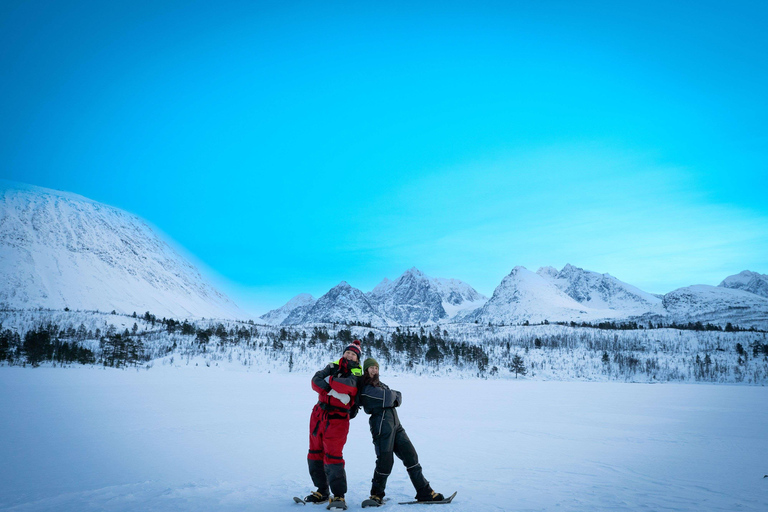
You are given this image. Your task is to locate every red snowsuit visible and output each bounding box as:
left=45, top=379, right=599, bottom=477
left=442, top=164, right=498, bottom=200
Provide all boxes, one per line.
left=308, top=359, right=362, bottom=497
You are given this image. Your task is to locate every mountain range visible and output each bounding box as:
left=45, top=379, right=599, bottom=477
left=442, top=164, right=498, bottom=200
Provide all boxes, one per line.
left=2, top=180, right=766, bottom=329
left=263, top=266, right=768, bottom=329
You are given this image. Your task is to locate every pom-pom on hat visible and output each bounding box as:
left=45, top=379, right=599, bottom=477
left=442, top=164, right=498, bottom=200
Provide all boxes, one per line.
left=343, top=339, right=362, bottom=361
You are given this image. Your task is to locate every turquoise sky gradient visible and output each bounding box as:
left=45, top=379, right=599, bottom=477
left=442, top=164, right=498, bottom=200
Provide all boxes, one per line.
left=2, top=1, right=767, bottom=314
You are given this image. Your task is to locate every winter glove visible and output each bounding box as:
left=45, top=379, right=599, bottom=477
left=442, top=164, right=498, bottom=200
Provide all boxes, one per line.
left=328, top=389, right=351, bottom=405
left=393, top=390, right=402, bottom=407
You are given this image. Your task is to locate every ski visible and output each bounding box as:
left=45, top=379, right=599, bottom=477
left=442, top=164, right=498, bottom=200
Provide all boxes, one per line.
left=293, top=496, right=306, bottom=505
left=398, top=491, right=457, bottom=505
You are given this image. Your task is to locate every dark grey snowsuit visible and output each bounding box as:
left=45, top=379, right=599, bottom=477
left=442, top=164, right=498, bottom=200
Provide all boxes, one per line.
left=359, top=380, right=430, bottom=498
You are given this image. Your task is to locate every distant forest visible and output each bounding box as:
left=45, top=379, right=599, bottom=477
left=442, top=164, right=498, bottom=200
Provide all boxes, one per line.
left=1, top=310, right=767, bottom=384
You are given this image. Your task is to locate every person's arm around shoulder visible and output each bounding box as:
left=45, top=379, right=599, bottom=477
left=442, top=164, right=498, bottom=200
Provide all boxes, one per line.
left=311, top=363, right=334, bottom=395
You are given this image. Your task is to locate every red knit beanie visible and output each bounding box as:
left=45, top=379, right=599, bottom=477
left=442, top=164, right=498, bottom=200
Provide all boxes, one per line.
left=343, top=339, right=362, bottom=360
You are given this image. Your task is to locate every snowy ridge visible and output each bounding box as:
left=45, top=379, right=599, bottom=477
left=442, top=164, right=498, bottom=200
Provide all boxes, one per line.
left=539, top=263, right=664, bottom=317
left=662, top=284, right=768, bottom=327
left=282, top=281, right=392, bottom=325
left=366, top=267, right=488, bottom=325
left=258, top=293, right=315, bottom=325
left=719, top=270, right=768, bottom=299
left=0, top=180, right=247, bottom=320
left=472, top=266, right=596, bottom=324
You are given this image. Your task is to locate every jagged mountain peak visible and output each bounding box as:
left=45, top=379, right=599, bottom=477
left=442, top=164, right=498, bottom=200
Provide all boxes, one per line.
left=404, top=266, right=425, bottom=277
left=284, top=280, right=388, bottom=326
left=537, top=266, right=559, bottom=279
left=365, top=268, right=487, bottom=325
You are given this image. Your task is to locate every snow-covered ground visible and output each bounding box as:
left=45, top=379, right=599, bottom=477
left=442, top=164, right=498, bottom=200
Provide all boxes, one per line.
left=1, top=367, right=766, bottom=512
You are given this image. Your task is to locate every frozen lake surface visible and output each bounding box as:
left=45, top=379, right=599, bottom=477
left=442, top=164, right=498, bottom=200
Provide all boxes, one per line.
left=1, top=366, right=766, bottom=511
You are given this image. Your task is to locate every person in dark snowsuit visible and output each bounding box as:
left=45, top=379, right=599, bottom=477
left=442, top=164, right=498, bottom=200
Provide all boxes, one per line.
left=304, top=340, right=363, bottom=508
left=359, top=358, right=444, bottom=505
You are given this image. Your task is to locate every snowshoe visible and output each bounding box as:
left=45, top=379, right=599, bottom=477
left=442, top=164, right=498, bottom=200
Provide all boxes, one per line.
left=303, top=490, right=329, bottom=504
left=362, top=494, right=385, bottom=508
left=327, top=496, right=348, bottom=510
left=398, top=491, right=457, bottom=505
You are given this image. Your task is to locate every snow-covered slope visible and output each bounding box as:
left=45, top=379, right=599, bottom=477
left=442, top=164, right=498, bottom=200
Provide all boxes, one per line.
left=282, top=281, right=391, bottom=325
left=366, top=267, right=487, bottom=325
left=538, top=263, right=663, bottom=317
left=472, top=266, right=598, bottom=324
left=719, top=270, right=768, bottom=299
left=0, top=180, right=247, bottom=320
left=662, top=284, right=768, bottom=329
left=258, top=293, right=315, bottom=325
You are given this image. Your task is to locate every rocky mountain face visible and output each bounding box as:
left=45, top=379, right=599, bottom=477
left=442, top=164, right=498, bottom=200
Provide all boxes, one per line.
left=0, top=180, right=247, bottom=320
left=365, top=267, right=487, bottom=325
left=267, top=268, right=487, bottom=326
left=719, top=270, right=768, bottom=299
left=470, top=266, right=595, bottom=325
left=538, top=263, right=664, bottom=316
left=282, top=281, right=391, bottom=326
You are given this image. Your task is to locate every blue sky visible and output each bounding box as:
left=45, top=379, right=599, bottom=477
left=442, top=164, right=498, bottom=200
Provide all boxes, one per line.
left=2, top=0, right=767, bottom=314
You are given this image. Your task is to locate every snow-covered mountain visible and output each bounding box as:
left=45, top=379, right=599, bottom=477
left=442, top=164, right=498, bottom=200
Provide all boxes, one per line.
left=258, top=293, right=315, bottom=325
left=662, top=284, right=768, bottom=328
left=538, top=263, right=663, bottom=317
left=263, top=268, right=487, bottom=326
left=282, top=281, right=391, bottom=325
left=470, top=265, right=665, bottom=326
left=366, top=267, right=487, bottom=325
left=719, top=270, right=768, bottom=299
left=0, top=180, right=247, bottom=320
left=470, top=266, right=598, bottom=325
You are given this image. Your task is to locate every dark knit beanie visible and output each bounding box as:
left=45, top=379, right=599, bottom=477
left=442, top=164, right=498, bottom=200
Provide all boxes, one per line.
left=363, top=357, right=379, bottom=374
left=343, top=339, right=362, bottom=360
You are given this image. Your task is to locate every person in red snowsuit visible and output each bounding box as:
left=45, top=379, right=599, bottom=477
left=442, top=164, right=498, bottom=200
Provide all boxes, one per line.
left=304, top=340, right=363, bottom=508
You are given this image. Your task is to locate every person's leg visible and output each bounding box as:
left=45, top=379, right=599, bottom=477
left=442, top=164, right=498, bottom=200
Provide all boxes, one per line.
left=370, top=429, right=396, bottom=498
left=323, top=416, right=350, bottom=497
left=307, top=406, right=329, bottom=496
left=393, top=426, right=436, bottom=499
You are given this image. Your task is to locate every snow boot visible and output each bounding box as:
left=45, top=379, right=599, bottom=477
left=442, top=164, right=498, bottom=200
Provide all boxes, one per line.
left=305, top=490, right=330, bottom=504
left=415, top=488, right=444, bottom=502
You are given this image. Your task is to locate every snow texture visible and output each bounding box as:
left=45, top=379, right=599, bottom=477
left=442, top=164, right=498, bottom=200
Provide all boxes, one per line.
left=0, top=367, right=766, bottom=512
left=0, top=180, right=247, bottom=320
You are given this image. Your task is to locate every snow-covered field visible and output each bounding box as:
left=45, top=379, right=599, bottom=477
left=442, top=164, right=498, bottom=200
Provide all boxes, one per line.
left=1, top=367, right=766, bottom=511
